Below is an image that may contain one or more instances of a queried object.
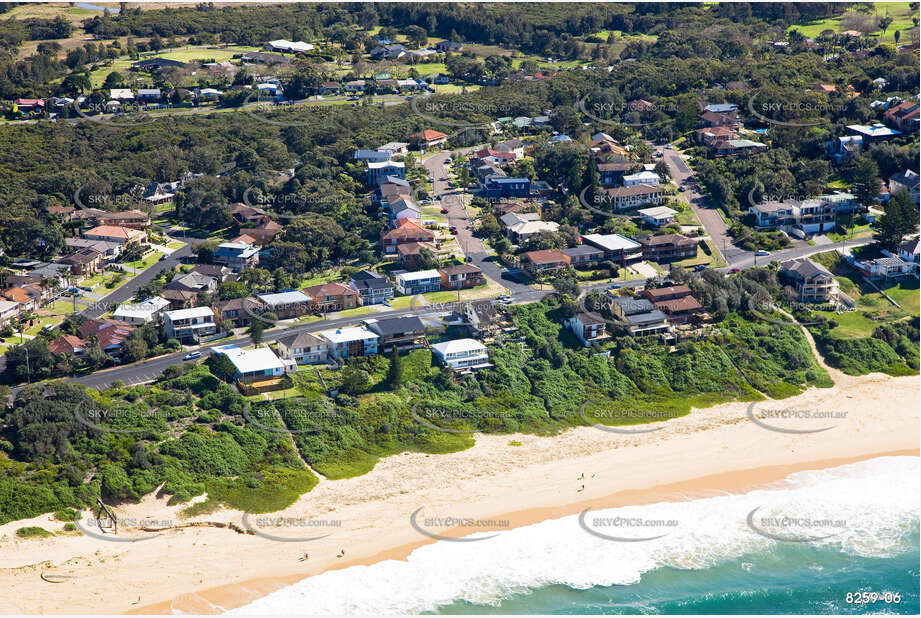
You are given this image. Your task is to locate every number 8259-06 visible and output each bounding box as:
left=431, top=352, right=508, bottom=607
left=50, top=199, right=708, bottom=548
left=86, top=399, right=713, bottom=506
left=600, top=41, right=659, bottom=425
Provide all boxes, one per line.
left=845, top=591, right=901, bottom=604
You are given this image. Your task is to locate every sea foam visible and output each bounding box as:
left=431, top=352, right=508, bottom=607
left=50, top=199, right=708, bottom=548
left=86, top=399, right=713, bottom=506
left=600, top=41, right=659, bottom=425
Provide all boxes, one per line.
left=229, top=456, right=920, bottom=614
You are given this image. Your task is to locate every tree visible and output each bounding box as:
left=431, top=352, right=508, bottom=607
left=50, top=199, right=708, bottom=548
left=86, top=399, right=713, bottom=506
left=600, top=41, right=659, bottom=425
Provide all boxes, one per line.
left=875, top=191, right=920, bottom=251
left=850, top=155, right=880, bottom=207
left=339, top=366, right=369, bottom=395
left=248, top=318, right=265, bottom=346
left=207, top=352, right=237, bottom=382
left=387, top=347, right=404, bottom=389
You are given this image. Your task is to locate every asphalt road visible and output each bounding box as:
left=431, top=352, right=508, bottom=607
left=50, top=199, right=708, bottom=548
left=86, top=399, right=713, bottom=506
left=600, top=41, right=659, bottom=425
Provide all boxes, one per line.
left=423, top=150, right=534, bottom=295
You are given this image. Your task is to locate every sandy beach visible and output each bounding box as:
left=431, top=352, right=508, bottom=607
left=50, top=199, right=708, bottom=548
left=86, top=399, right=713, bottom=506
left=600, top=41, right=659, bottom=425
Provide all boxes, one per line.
left=0, top=368, right=917, bottom=614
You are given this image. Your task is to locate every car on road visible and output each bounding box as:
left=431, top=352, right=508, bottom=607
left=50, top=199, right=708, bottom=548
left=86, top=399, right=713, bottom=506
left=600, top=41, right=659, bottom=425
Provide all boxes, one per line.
left=445, top=157, right=452, bottom=163
left=183, top=351, right=202, bottom=361
left=679, top=184, right=686, bottom=191
left=450, top=226, right=458, bottom=234
left=755, top=250, right=771, bottom=256
left=428, top=176, right=435, bottom=183
left=440, top=207, right=449, bottom=214
left=465, top=256, right=473, bottom=263
left=729, top=268, right=740, bottom=274
left=665, top=144, right=673, bottom=149
left=693, top=264, right=708, bottom=272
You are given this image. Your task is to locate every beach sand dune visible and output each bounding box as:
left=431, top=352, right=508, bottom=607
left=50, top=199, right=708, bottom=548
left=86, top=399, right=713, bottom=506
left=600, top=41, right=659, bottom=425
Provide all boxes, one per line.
left=0, top=371, right=916, bottom=614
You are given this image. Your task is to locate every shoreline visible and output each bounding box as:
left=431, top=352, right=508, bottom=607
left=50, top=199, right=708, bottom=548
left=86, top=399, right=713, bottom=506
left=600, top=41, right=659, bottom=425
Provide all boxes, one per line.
left=134, top=449, right=919, bottom=615
left=0, top=371, right=917, bottom=614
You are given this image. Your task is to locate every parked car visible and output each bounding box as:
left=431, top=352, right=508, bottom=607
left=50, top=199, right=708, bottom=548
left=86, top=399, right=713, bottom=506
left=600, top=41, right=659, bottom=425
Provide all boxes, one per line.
left=729, top=268, right=740, bottom=274
left=756, top=250, right=771, bottom=256
left=183, top=351, right=202, bottom=361
left=440, top=208, right=449, bottom=214
left=450, top=226, right=458, bottom=234
left=694, top=264, right=708, bottom=272
left=465, top=256, right=473, bottom=263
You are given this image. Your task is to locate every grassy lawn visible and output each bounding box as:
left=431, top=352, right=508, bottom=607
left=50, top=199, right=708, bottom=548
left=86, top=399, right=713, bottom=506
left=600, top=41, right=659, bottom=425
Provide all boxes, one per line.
left=167, top=241, right=186, bottom=250
left=433, top=84, right=480, bottom=94
left=123, top=252, right=163, bottom=273
left=330, top=306, right=376, bottom=319
left=818, top=278, right=919, bottom=337
left=24, top=315, right=64, bottom=336
left=299, top=272, right=343, bottom=288
left=787, top=3, right=916, bottom=43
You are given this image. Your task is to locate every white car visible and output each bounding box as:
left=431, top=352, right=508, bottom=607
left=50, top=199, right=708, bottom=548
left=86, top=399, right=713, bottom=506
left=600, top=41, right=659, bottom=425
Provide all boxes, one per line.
left=445, top=157, right=452, bottom=163
left=183, top=351, right=202, bottom=360
left=755, top=250, right=771, bottom=256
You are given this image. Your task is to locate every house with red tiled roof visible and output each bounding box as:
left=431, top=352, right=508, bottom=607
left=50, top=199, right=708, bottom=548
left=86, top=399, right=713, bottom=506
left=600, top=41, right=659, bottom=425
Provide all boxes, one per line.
left=409, top=129, right=448, bottom=148
left=519, top=249, right=570, bottom=277
left=474, top=148, right=517, bottom=165
left=84, top=225, right=146, bottom=247
left=884, top=100, right=920, bottom=132
left=381, top=219, right=436, bottom=254
left=77, top=318, right=134, bottom=356
left=1, top=287, right=38, bottom=312
left=239, top=220, right=284, bottom=245
left=303, top=282, right=359, bottom=312
left=48, top=334, right=87, bottom=356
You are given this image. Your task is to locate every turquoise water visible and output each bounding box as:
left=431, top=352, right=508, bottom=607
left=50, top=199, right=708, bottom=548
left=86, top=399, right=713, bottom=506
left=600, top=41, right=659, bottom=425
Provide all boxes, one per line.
left=434, top=534, right=920, bottom=614
left=231, top=457, right=920, bottom=615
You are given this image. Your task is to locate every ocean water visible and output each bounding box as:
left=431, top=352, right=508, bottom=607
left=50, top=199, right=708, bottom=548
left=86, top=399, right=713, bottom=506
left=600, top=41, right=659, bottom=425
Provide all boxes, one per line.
left=231, top=456, right=920, bottom=615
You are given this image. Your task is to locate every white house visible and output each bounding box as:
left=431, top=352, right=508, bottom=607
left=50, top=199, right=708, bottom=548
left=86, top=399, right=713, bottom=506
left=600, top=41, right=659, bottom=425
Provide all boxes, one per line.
left=163, top=306, right=217, bottom=343
left=500, top=212, right=559, bottom=244
left=622, top=171, right=660, bottom=186
left=396, top=269, right=441, bottom=295
left=214, top=344, right=293, bottom=382
left=431, top=338, right=491, bottom=371
left=856, top=256, right=916, bottom=280
left=898, top=237, right=920, bottom=263
left=318, top=326, right=379, bottom=360
left=564, top=312, right=608, bottom=347
left=266, top=39, right=314, bottom=53
left=113, top=296, right=170, bottom=325
left=637, top=206, right=678, bottom=227
left=0, top=300, right=19, bottom=327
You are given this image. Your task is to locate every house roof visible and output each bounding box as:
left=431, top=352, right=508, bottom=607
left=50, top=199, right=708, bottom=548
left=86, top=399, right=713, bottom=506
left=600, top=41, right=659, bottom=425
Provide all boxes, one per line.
left=304, top=282, right=354, bottom=298
left=780, top=257, right=832, bottom=279
left=637, top=206, right=677, bottom=219
left=48, top=334, right=86, bottom=355
left=596, top=161, right=634, bottom=172
left=318, top=326, right=378, bottom=344
left=602, top=184, right=662, bottom=198
left=85, top=225, right=145, bottom=240
left=431, top=338, right=486, bottom=356
left=397, top=269, right=440, bottom=282
left=382, top=220, right=435, bottom=241
left=637, top=234, right=696, bottom=247
left=655, top=296, right=703, bottom=313
left=396, top=241, right=438, bottom=256
left=521, top=249, right=568, bottom=264
left=276, top=331, right=325, bottom=349
left=562, top=245, right=604, bottom=257
left=257, top=290, right=312, bottom=306
left=577, top=311, right=605, bottom=325
left=611, top=296, right=655, bottom=315
left=644, top=285, right=692, bottom=300
left=583, top=234, right=641, bottom=252
left=439, top=263, right=482, bottom=276
left=1, top=287, right=35, bottom=304
left=412, top=129, right=448, bottom=141
left=218, top=345, right=286, bottom=373
left=364, top=315, right=425, bottom=336
left=164, top=306, right=216, bottom=321
left=214, top=296, right=260, bottom=312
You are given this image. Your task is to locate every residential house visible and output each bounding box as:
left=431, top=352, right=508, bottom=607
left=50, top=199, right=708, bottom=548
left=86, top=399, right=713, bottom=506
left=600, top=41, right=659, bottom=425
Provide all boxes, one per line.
left=84, top=225, right=146, bottom=248
left=214, top=345, right=292, bottom=383
left=564, top=312, right=608, bottom=347
left=459, top=299, right=511, bottom=337
left=65, top=238, right=122, bottom=260
left=748, top=199, right=835, bottom=233
left=396, top=241, right=443, bottom=269
left=483, top=177, right=532, bottom=199
left=637, top=206, right=678, bottom=227
left=78, top=318, right=134, bottom=355
left=48, top=334, right=87, bottom=356
left=500, top=212, right=559, bottom=244
left=190, top=264, right=235, bottom=283
left=364, top=316, right=427, bottom=353
left=699, top=104, right=739, bottom=127
left=519, top=249, right=570, bottom=277
left=562, top=244, right=604, bottom=267
left=161, top=288, right=198, bottom=310
left=695, top=125, right=737, bottom=146
left=0, top=300, right=19, bottom=327
left=826, top=135, right=864, bottom=163
left=396, top=269, right=441, bottom=295
left=378, top=141, right=409, bottom=156
left=318, top=326, right=379, bottom=360
left=1, top=287, right=38, bottom=312
left=354, top=149, right=393, bottom=163
left=344, top=79, right=366, bottom=92
left=855, top=256, right=915, bottom=280
left=779, top=258, right=840, bottom=302
left=304, top=282, right=358, bottom=312
left=431, top=338, right=491, bottom=371
left=166, top=272, right=217, bottom=295
left=162, top=306, right=218, bottom=343
left=318, top=82, right=341, bottom=95
left=368, top=160, right=406, bottom=185
left=238, top=220, right=284, bottom=245
left=348, top=270, right=394, bottom=305
left=889, top=169, right=920, bottom=203
left=58, top=248, right=102, bottom=276
left=228, top=203, right=271, bottom=226
left=369, top=44, right=407, bottom=60
left=898, top=237, right=920, bottom=264
left=710, top=139, right=767, bottom=158
left=883, top=101, right=920, bottom=132
left=238, top=51, right=291, bottom=64
left=409, top=129, right=448, bottom=149
left=623, top=171, right=660, bottom=186
left=256, top=290, right=313, bottom=319
left=265, top=39, right=314, bottom=53
left=597, top=161, right=635, bottom=187
left=497, top=139, right=525, bottom=157
left=654, top=295, right=704, bottom=324
left=637, top=234, right=698, bottom=262
left=137, top=88, right=162, bottom=102
left=609, top=296, right=670, bottom=336
left=214, top=241, right=260, bottom=271
left=582, top=234, right=643, bottom=264
left=438, top=264, right=485, bottom=289
left=434, top=41, right=463, bottom=52
left=113, top=296, right=170, bottom=325
left=846, top=123, right=901, bottom=142
left=213, top=297, right=262, bottom=328
left=275, top=332, right=328, bottom=365
left=642, top=285, right=693, bottom=303
left=97, top=210, right=151, bottom=230
left=389, top=197, right=422, bottom=224
left=381, top=219, right=436, bottom=254
left=600, top=184, right=665, bottom=210
left=474, top=148, right=517, bottom=166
